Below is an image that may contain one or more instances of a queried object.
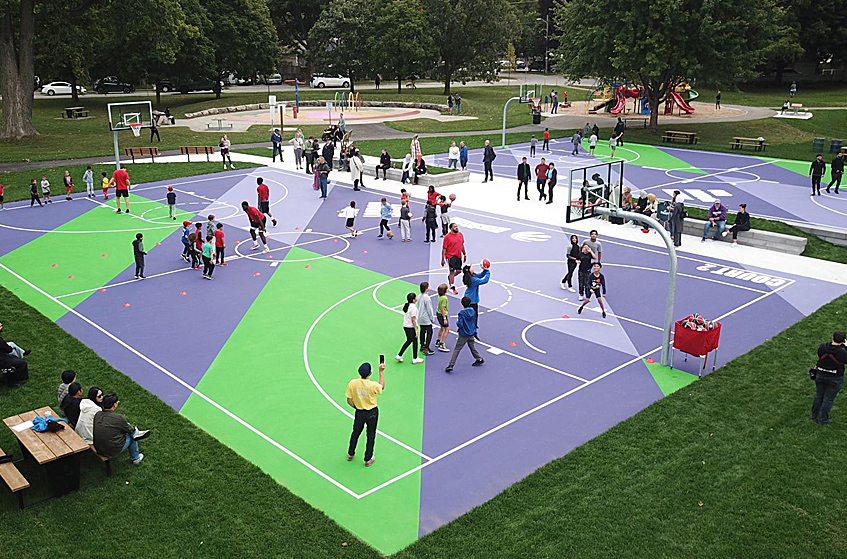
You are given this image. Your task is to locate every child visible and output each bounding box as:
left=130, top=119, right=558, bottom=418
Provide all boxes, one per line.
left=30, top=179, right=42, bottom=207
left=0, top=182, right=4, bottom=210
left=58, top=369, right=76, bottom=407
left=445, top=296, right=484, bottom=372
left=377, top=198, right=393, bottom=238
left=194, top=223, right=204, bottom=266
left=214, top=222, right=226, bottom=265
left=41, top=174, right=52, bottom=203
left=63, top=170, right=74, bottom=200
left=543, top=128, right=550, bottom=151
left=578, top=262, right=607, bottom=318
left=202, top=235, right=215, bottom=279
left=530, top=135, right=537, bottom=158
left=132, top=233, right=147, bottom=279
left=206, top=214, right=216, bottom=239
left=435, top=283, right=450, bottom=351
left=166, top=187, right=177, bottom=219
left=589, top=132, right=598, bottom=155
left=609, top=133, right=620, bottom=158
left=83, top=166, right=94, bottom=198
left=399, top=200, right=412, bottom=241
left=338, top=200, right=358, bottom=237
left=101, top=172, right=110, bottom=199
left=181, top=220, right=192, bottom=262
left=438, top=195, right=452, bottom=236
left=187, top=232, right=200, bottom=268
left=400, top=188, right=410, bottom=205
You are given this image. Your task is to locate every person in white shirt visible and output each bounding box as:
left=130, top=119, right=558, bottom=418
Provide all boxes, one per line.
left=589, top=133, right=598, bottom=155
left=291, top=132, right=305, bottom=170
left=401, top=154, right=413, bottom=184
left=75, top=386, right=104, bottom=445
left=82, top=166, right=94, bottom=198
left=338, top=200, right=359, bottom=237
left=417, top=282, right=436, bottom=355
left=396, top=293, right=424, bottom=363
left=447, top=141, right=460, bottom=169
left=349, top=148, right=364, bottom=191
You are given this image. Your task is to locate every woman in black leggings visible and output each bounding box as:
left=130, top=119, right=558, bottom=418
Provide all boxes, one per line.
left=395, top=293, right=423, bottom=364
left=561, top=235, right=579, bottom=291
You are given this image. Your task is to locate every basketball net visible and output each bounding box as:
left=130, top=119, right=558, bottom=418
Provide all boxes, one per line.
left=129, top=123, right=142, bottom=137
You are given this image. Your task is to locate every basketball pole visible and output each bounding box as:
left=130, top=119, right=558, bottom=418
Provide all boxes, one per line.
left=501, top=96, right=521, bottom=148
left=113, top=130, right=120, bottom=170
left=593, top=207, right=678, bottom=366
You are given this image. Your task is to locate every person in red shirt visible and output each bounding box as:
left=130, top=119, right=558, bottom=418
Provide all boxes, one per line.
left=109, top=165, right=131, bottom=213
left=535, top=158, right=549, bottom=201
left=441, top=222, right=466, bottom=295
left=426, top=185, right=440, bottom=206
left=543, top=128, right=551, bottom=151
left=63, top=170, right=74, bottom=201
left=214, top=222, right=227, bottom=266
left=241, top=201, right=269, bottom=253
left=0, top=182, right=4, bottom=210
left=194, top=223, right=204, bottom=261
left=256, top=177, right=277, bottom=227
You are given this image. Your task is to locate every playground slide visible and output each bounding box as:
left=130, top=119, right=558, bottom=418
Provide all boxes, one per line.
left=610, top=96, right=627, bottom=114
left=591, top=98, right=615, bottom=112
left=670, top=91, right=695, bottom=114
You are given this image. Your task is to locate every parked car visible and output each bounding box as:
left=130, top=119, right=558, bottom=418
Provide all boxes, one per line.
left=528, top=59, right=546, bottom=72
left=310, top=73, right=350, bottom=89
left=266, top=73, right=283, bottom=85
left=157, top=80, right=221, bottom=94
left=93, top=76, right=135, bottom=94
left=41, top=81, right=86, bottom=96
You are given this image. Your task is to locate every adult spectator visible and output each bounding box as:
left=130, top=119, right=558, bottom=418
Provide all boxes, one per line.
left=724, top=203, right=751, bottom=246
left=93, top=392, right=151, bottom=465
left=401, top=154, right=413, bottom=184
left=270, top=128, right=283, bottom=162
left=571, top=130, right=581, bottom=156
left=57, top=369, right=76, bottom=407
left=789, top=81, right=797, bottom=97
left=621, top=186, right=633, bottom=211
left=322, top=140, right=335, bottom=171
left=546, top=162, right=557, bottom=204
left=60, top=382, right=83, bottom=427
left=447, top=93, right=454, bottom=114
left=375, top=74, right=381, bottom=89
left=149, top=118, right=160, bottom=143
left=517, top=157, right=531, bottom=201
left=715, top=89, right=721, bottom=109
left=582, top=122, right=591, bottom=137
left=442, top=222, right=466, bottom=295
left=550, top=90, right=558, bottom=114
left=811, top=331, right=847, bottom=424
left=75, top=386, right=104, bottom=444
left=304, top=137, right=315, bottom=174
left=346, top=361, right=385, bottom=466
left=413, top=158, right=428, bottom=185
left=827, top=152, right=844, bottom=194
left=669, top=190, right=685, bottom=247
left=291, top=131, right=304, bottom=170
left=454, top=93, right=462, bottom=115
left=482, top=140, right=496, bottom=182
left=702, top=199, right=727, bottom=241
left=316, top=157, right=331, bottom=199
left=535, top=158, right=549, bottom=200
left=0, top=323, right=30, bottom=387
left=447, top=141, right=460, bottom=169
left=614, top=118, right=625, bottom=145
left=809, top=154, right=825, bottom=196
left=411, top=134, right=422, bottom=165
left=375, top=149, right=391, bottom=180
left=459, top=141, right=468, bottom=170
left=350, top=149, right=364, bottom=191
left=592, top=123, right=600, bottom=137
left=585, top=229, right=603, bottom=262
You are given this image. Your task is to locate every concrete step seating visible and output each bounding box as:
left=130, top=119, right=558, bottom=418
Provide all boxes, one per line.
left=683, top=218, right=807, bottom=254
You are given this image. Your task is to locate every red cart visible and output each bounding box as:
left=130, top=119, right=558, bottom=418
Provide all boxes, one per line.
left=670, top=320, right=722, bottom=377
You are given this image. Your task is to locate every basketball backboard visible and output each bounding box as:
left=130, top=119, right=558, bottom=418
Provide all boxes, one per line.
left=519, top=83, right=543, bottom=103
left=108, top=101, right=153, bottom=131
left=566, top=160, right=624, bottom=222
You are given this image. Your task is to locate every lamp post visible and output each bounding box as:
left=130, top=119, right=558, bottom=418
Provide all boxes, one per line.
left=537, top=14, right=549, bottom=75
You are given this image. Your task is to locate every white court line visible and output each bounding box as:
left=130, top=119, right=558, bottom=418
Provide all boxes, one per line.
left=521, top=317, right=612, bottom=354
left=0, top=262, right=362, bottom=499
left=639, top=160, right=778, bottom=193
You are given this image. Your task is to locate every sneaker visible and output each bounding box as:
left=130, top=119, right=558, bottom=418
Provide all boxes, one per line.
left=423, top=348, right=435, bottom=356
left=412, top=357, right=424, bottom=364
left=577, top=306, right=583, bottom=314
left=365, top=458, right=375, bottom=466
left=395, top=355, right=404, bottom=362
left=132, top=453, right=144, bottom=465
left=560, top=282, right=567, bottom=290
left=132, top=429, right=152, bottom=441
left=602, top=311, right=607, bottom=318
left=472, top=358, right=484, bottom=367
left=568, top=287, right=576, bottom=292
left=23, top=349, right=31, bottom=356
left=220, top=263, right=228, bottom=266
left=116, top=209, right=122, bottom=213
left=125, top=209, right=130, bottom=214
left=377, top=234, right=383, bottom=238
left=437, top=345, right=450, bottom=352
left=450, top=287, right=459, bottom=295
left=721, top=230, right=728, bottom=237
left=346, top=454, right=353, bottom=461
left=445, top=366, right=453, bottom=372
left=251, top=243, right=260, bottom=250
left=139, top=275, right=146, bottom=279
left=578, top=295, right=583, bottom=301
left=272, top=219, right=277, bottom=226
left=262, top=246, right=270, bottom=253
left=134, top=275, right=139, bottom=279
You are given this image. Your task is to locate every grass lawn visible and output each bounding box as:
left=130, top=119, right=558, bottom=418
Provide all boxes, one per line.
left=0, top=162, right=260, bottom=203
left=714, top=82, right=847, bottom=108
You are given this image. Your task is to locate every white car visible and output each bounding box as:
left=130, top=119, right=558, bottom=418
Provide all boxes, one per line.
left=310, top=73, right=350, bottom=89
left=266, top=73, right=283, bottom=85
left=41, top=81, right=87, bottom=96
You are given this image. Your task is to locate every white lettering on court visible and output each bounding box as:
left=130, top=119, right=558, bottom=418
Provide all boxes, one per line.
left=695, top=263, right=786, bottom=287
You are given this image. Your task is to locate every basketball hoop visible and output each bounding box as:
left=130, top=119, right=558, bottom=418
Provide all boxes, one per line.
left=129, top=123, right=142, bottom=137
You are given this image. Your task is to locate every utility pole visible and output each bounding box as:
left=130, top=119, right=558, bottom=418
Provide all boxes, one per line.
left=536, top=14, right=550, bottom=76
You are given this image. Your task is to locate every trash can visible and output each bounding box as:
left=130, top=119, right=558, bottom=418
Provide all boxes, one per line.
left=532, top=111, right=541, bottom=125
left=830, top=139, right=843, bottom=154
left=813, top=137, right=825, bottom=152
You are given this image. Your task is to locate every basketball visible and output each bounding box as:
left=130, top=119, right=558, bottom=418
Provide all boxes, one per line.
left=449, top=193, right=456, bottom=201
left=481, top=258, right=491, bottom=269
left=387, top=231, right=394, bottom=239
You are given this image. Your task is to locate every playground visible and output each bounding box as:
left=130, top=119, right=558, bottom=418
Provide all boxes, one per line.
left=0, top=162, right=843, bottom=554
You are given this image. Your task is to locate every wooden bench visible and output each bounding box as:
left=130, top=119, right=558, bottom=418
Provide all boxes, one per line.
left=180, top=145, right=216, bottom=162
left=0, top=446, right=29, bottom=509
left=623, top=117, right=648, bottom=129
left=88, top=445, right=112, bottom=477
left=730, top=137, right=768, bottom=152
left=662, top=130, right=698, bottom=145
left=124, top=147, right=160, bottom=163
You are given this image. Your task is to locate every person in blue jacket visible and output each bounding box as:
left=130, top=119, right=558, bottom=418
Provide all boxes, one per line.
left=462, top=263, right=490, bottom=331
left=180, top=220, right=192, bottom=262
left=445, top=296, right=484, bottom=373
left=459, top=141, right=469, bottom=171
left=270, top=128, right=283, bottom=162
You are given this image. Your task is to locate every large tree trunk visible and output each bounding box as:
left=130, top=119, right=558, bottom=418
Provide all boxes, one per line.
left=397, top=76, right=402, bottom=94
left=70, top=72, right=79, bottom=104
left=442, top=68, right=452, bottom=96
left=0, top=0, right=38, bottom=139
left=155, top=87, right=161, bottom=107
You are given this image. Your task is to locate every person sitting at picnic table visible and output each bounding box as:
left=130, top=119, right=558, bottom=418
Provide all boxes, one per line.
left=164, top=108, right=175, bottom=124
left=60, top=382, right=84, bottom=427
left=414, top=157, right=428, bottom=185
left=93, top=392, right=151, bottom=465
left=781, top=99, right=791, bottom=114
left=75, top=386, right=104, bottom=444
left=723, top=203, right=751, bottom=245
left=702, top=198, right=728, bottom=242
left=0, top=322, right=30, bottom=387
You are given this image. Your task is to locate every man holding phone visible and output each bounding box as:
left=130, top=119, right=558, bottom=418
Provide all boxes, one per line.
left=346, top=358, right=386, bottom=466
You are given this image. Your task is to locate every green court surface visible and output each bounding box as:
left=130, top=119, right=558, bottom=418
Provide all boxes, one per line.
left=584, top=138, right=708, bottom=172
left=759, top=156, right=811, bottom=178
left=180, top=246, right=426, bottom=553
left=643, top=360, right=698, bottom=396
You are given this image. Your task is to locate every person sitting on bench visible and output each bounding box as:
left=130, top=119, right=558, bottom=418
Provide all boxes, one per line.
left=723, top=203, right=751, bottom=246
left=93, top=392, right=152, bottom=465
left=414, top=158, right=428, bottom=185
left=375, top=149, right=391, bottom=180
left=0, top=322, right=30, bottom=387
left=60, top=382, right=84, bottom=428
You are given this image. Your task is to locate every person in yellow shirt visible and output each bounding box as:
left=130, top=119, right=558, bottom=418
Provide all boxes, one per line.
left=346, top=361, right=385, bottom=466
left=100, top=172, right=110, bottom=200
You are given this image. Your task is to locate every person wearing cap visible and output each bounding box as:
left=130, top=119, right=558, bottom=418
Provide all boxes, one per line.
left=270, top=128, right=283, bottom=163
left=181, top=220, right=192, bottom=262
left=166, top=186, right=177, bottom=220
left=346, top=361, right=385, bottom=466
left=702, top=199, right=727, bottom=242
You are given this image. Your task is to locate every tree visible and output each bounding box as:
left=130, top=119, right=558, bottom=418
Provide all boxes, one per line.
left=424, top=0, right=518, bottom=95
left=370, top=0, right=435, bottom=93
left=554, top=0, right=781, bottom=129
left=0, top=0, right=38, bottom=139
left=267, top=0, right=322, bottom=61
left=308, top=0, right=375, bottom=93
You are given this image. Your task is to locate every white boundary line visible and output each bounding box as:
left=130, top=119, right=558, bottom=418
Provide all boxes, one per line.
left=521, top=317, right=612, bottom=354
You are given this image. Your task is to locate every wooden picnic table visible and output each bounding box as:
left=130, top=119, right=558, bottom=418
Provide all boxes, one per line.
left=662, top=130, right=698, bottom=145
left=731, top=136, right=768, bottom=152
left=3, top=406, right=89, bottom=497
left=623, top=117, right=648, bottom=129
left=62, top=106, right=88, bottom=119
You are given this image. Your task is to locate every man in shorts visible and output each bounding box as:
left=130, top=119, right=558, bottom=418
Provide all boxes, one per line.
left=256, top=177, right=278, bottom=227
left=241, top=201, right=270, bottom=253
left=109, top=165, right=131, bottom=213
left=441, top=222, right=466, bottom=295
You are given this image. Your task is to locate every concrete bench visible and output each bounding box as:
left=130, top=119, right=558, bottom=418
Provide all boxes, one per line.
left=0, top=446, right=29, bottom=509
left=682, top=218, right=807, bottom=254
left=332, top=158, right=471, bottom=187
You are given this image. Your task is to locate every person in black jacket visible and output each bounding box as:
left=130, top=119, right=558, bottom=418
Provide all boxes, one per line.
left=375, top=149, right=391, bottom=180
left=516, top=157, right=530, bottom=201
left=561, top=235, right=580, bottom=292
left=61, top=382, right=83, bottom=427
left=591, top=123, right=600, bottom=138
left=422, top=200, right=438, bottom=243
left=614, top=118, right=625, bottom=146
left=723, top=203, right=751, bottom=245
left=546, top=162, right=557, bottom=204
left=0, top=322, right=30, bottom=386
left=482, top=140, right=496, bottom=183
left=811, top=331, right=847, bottom=423
left=132, top=233, right=147, bottom=279
left=827, top=152, right=844, bottom=194
left=322, top=140, right=335, bottom=170
left=413, top=158, right=427, bottom=185
left=809, top=154, right=826, bottom=196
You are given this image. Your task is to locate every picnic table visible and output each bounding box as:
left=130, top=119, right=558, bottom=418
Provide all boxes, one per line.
left=3, top=406, right=89, bottom=497
left=152, top=110, right=175, bottom=126
left=730, top=136, right=768, bottom=152
left=206, top=117, right=233, bottom=131
left=623, top=117, right=648, bottom=129
left=62, top=106, right=89, bottom=119
left=662, top=130, right=698, bottom=145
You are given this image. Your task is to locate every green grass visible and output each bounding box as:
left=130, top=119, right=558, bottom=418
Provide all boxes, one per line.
left=0, top=162, right=259, bottom=203
left=714, top=82, right=847, bottom=108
